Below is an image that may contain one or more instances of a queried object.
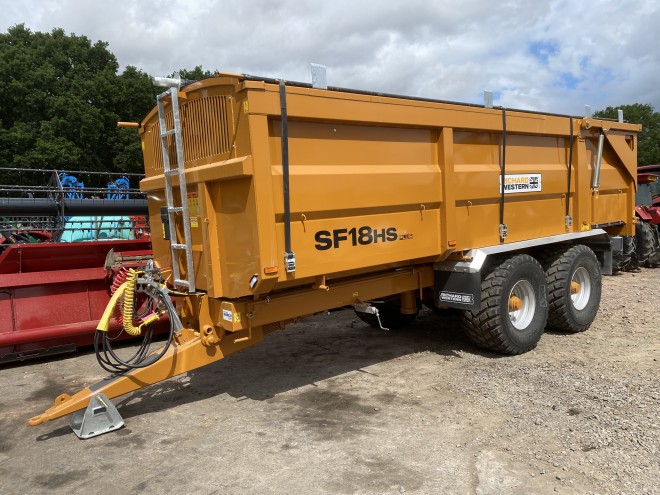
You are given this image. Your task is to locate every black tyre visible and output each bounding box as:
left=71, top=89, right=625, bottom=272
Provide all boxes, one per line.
left=355, top=300, right=417, bottom=330
left=612, top=236, right=639, bottom=273
left=544, top=244, right=601, bottom=333
left=462, top=254, right=549, bottom=355
left=636, top=221, right=657, bottom=267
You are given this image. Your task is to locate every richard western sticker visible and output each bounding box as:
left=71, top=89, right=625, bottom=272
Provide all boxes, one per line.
left=499, top=174, right=542, bottom=194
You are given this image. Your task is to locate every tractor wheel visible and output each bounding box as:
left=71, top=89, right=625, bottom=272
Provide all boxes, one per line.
left=612, top=236, right=639, bottom=273
left=544, top=245, right=601, bottom=333
left=636, top=221, right=656, bottom=267
left=462, top=254, right=548, bottom=355
left=355, top=299, right=418, bottom=330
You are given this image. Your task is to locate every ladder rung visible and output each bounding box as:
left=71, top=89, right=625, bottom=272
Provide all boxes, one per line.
left=171, top=243, right=187, bottom=250
left=174, top=279, right=190, bottom=287
left=168, top=207, right=184, bottom=213
left=164, top=169, right=180, bottom=175
left=161, top=129, right=176, bottom=138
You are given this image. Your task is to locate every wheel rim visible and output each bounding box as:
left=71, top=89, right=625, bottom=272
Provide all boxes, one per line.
left=508, top=280, right=536, bottom=330
left=570, top=267, right=591, bottom=310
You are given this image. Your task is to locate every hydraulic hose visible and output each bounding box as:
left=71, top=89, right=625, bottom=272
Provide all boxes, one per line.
left=122, top=269, right=141, bottom=336
left=94, top=265, right=181, bottom=373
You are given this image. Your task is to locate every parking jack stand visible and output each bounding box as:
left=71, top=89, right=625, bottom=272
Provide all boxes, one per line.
left=70, top=393, right=124, bottom=439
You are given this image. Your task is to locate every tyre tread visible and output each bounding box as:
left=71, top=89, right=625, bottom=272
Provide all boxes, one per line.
left=461, top=255, right=547, bottom=355
left=544, top=244, right=599, bottom=333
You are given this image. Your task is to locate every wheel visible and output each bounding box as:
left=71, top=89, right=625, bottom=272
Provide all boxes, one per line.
left=462, top=254, right=548, bottom=355
left=355, top=299, right=417, bottom=330
left=612, top=236, right=639, bottom=273
left=544, top=244, right=601, bottom=333
left=636, top=221, right=657, bottom=267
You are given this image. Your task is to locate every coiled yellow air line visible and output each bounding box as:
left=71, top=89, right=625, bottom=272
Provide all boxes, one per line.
left=122, top=269, right=141, bottom=336
left=96, top=268, right=161, bottom=335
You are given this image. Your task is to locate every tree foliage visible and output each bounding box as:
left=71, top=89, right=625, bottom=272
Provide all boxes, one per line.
left=594, top=103, right=660, bottom=166
left=0, top=24, right=158, bottom=175
left=170, top=65, right=218, bottom=81
left=2, top=23, right=657, bottom=180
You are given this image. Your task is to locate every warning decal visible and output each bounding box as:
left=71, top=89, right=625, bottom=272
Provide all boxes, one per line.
left=187, top=192, right=200, bottom=228
left=499, top=174, right=542, bottom=194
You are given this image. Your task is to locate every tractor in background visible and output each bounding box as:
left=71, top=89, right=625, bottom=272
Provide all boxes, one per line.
left=634, top=164, right=660, bottom=268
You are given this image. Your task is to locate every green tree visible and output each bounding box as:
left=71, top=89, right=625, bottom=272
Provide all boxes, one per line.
left=0, top=24, right=158, bottom=176
left=169, top=65, right=218, bottom=81
left=594, top=103, right=660, bottom=166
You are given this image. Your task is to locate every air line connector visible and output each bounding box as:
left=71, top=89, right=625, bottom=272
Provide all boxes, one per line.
left=285, top=252, right=296, bottom=273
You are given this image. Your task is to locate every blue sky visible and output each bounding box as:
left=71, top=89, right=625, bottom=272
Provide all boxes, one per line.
left=2, top=0, right=659, bottom=115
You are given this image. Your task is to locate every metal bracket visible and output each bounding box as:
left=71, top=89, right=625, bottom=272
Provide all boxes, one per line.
left=70, top=393, right=124, bottom=439
left=354, top=304, right=389, bottom=331
left=565, top=215, right=573, bottom=229
left=483, top=91, right=493, bottom=108
left=285, top=252, right=296, bottom=273
left=499, top=223, right=508, bottom=239
left=310, top=63, right=327, bottom=89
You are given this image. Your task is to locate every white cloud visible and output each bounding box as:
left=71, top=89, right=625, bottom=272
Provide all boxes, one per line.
left=1, top=0, right=659, bottom=115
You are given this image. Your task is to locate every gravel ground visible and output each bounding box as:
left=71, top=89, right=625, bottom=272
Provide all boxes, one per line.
left=0, top=268, right=658, bottom=495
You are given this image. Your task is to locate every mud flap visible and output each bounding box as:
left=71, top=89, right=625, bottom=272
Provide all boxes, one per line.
left=434, top=270, right=481, bottom=311
left=70, top=393, right=124, bottom=439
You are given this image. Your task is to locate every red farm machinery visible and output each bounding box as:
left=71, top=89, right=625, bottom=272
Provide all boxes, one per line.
left=0, top=168, right=161, bottom=363
left=633, top=164, right=660, bottom=267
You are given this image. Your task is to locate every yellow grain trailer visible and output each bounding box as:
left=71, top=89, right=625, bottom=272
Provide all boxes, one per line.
left=29, top=73, right=640, bottom=437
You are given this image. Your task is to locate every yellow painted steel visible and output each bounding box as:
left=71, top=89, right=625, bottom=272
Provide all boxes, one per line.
left=29, top=74, right=640, bottom=428
left=140, top=74, right=639, bottom=327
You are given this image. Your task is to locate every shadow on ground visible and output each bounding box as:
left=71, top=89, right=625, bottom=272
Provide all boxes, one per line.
left=103, top=308, right=502, bottom=422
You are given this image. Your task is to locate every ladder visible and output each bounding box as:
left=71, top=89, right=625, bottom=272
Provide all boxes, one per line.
left=156, top=84, right=195, bottom=291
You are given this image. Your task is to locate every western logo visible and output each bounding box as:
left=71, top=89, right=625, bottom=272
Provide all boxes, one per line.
left=499, top=173, right=542, bottom=194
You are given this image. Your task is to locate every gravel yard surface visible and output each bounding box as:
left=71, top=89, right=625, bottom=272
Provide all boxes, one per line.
left=0, top=268, right=658, bottom=494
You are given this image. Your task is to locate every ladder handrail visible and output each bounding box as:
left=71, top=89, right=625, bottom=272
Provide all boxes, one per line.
left=157, top=85, right=196, bottom=291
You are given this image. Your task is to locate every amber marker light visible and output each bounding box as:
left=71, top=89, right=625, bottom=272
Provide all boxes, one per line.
left=264, top=266, right=278, bottom=276
left=448, top=240, right=457, bottom=247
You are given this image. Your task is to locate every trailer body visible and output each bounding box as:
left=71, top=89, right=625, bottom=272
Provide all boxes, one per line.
left=139, top=74, right=637, bottom=331
left=29, top=74, right=641, bottom=436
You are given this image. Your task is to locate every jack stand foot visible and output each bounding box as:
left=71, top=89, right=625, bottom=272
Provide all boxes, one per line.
left=70, top=393, right=124, bottom=439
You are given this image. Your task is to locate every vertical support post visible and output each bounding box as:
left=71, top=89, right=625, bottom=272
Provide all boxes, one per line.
left=438, top=128, right=456, bottom=252
left=574, top=126, right=592, bottom=229
left=592, top=132, right=605, bottom=189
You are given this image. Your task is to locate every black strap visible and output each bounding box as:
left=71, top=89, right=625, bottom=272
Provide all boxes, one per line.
left=279, top=81, right=294, bottom=268
left=565, top=117, right=574, bottom=218
left=499, top=107, right=507, bottom=243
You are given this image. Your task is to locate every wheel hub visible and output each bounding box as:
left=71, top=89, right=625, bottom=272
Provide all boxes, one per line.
left=508, top=296, right=523, bottom=312
left=508, top=280, right=536, bottom=330
left=570, top=267, right=591, bottom=310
